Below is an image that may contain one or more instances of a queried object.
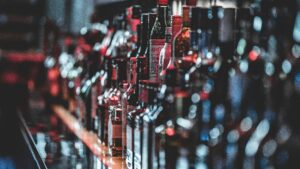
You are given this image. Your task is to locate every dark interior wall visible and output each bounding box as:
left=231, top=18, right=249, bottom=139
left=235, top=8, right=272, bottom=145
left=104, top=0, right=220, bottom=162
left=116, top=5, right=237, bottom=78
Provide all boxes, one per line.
left=0, top=0, right=46, bottom=51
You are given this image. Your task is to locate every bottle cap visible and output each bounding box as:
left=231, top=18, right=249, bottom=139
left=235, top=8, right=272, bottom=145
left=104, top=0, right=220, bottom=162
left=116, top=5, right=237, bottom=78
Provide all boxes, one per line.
left=132, top=5, right=142, bottom=19
left=158, top=0, right=168, bottom=6
left=186, top=0, right=197, bottom=6
left=141, top=13, right=149, bottom=24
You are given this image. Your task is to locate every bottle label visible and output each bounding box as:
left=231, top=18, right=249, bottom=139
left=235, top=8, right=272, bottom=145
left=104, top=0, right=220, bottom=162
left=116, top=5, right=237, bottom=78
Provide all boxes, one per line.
left=112, top=123, right=122, bottom=139
left=165, top=27, right=172, bottom=43
left=126, top=122, right=133, bottom=167
left=134, top=127, right=141, bottom=155
left=137, top=56, right=148, bottom=79
left=172, top=22, right=182, bottom=42
left=142, top=122, right=149, bottom=169
left=139, top=85, right=148, bottom=103
left=149, top=39, right=165, bottom=80
left=130, top=58, right=137, bottom=84
left=134, top=153, right=142, bottom=169
left=112, top=66, right=117, bottom=80
left=109, top=115, right=122, bottom=146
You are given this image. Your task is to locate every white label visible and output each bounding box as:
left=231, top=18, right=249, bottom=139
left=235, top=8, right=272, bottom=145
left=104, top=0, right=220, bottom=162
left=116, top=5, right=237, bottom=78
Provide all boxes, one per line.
left=149, top=39, right=165, bottom=80
left=126, top=124, right=133, bottom=169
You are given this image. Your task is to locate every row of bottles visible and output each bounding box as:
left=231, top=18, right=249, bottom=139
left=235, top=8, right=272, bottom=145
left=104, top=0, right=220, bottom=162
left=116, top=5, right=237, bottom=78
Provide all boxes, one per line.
left=55, top=0, right=300, bottom=168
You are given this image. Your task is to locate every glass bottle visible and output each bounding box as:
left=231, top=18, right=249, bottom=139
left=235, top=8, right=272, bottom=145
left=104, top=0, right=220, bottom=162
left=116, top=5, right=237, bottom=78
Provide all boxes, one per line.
left=126, top=55, right=149, bottom=169
left=173, top=5, right=191, bottom=70
left=108, top=59, right=127, bottom=156
left=134, top=80, right=160, bottom=169
left=158, top=15, right=182, bottom=80
left=149, top=0, right=169, bottom=81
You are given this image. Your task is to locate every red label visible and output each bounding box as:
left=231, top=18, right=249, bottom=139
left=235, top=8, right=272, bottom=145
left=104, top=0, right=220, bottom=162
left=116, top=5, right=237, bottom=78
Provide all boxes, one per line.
left=130, top=58, right=137, bottom=84
left=172, top=17, right=182, bottom=42
left=112, top=124, right=122, bottom=139
left=139, top=85, right=148, bottom=103
left=112, top=67, right=117, bottom=80
left=150, top=39, right=165, bottom=81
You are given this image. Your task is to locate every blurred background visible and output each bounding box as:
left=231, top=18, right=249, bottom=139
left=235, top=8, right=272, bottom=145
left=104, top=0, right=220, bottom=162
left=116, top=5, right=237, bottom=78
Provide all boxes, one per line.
left=1, top=0, right=300, bottom=169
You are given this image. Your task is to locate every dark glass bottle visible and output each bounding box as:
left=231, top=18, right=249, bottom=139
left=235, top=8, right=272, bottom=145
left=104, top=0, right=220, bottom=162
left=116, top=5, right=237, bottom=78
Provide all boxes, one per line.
left=126, top=56, right=149, bottom=169
left=158, top=17, right=171, bottom=80
left=149, top=0, right=169, bottom=81
left=126, top=80, right=148, bottom=169
left=98, top=56, right=113, bottom=146
left=159, top=15, right=182, bottom=80
left=122, top=21, right=142, bottom=159
left=108, top=58, right=127, bottom=156
left=173, top=5, right=191, bottom=70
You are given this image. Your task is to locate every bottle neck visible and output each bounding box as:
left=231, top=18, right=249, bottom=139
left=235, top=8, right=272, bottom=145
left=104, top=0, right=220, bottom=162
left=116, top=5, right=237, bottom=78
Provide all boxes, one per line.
left=150, top=6, right=168, bottom=40
left=138, top=83, right=148, bottom=107
left=165, top=26, right=172, bottom=43
left=136, top=57, right=149, bottom=96
left=139, top=17, right=149, bottom=56
left=129, top=58, right=137, bottom=85
left=136, top=24, right=142, bottom=48
left=158, top=6, right=168, bottom=24
left=182, top=6, right=190, bottom=28
left=111, top=66, right=118, bottom=88
left=172, top=16, right=182, bottom=42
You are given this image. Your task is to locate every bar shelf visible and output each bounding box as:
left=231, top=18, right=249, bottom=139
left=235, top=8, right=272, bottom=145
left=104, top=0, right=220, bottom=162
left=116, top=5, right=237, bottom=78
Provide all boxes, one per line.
left=52, top=105, right=126, bottom=169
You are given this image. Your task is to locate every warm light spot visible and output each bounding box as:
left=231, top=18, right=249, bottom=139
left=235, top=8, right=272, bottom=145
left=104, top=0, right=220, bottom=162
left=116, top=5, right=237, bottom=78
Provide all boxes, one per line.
left=166, top=127, right=175, bottom=136
left=200, top=91, right=209, bottom=100
left=50, top=83, right=60, bottom=96
left=248, top=50, right=259, bottom=61
left=48, top=69, right=59, bottom=81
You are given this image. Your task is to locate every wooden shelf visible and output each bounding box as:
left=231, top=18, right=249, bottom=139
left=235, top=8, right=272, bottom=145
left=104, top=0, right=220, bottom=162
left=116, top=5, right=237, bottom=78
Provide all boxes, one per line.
left=52, top=105, right=126, bottom=169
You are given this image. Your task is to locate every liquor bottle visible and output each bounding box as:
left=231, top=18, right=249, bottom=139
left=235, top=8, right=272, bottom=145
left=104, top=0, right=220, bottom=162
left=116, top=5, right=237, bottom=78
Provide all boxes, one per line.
left=97, top=56, right=113, bottom=145
left=91, top=21, right=115, bottom=133
left=129, top=13, right=156, bottom=166
left=157, top=65, right=198, bottom=169
left=98, top=13, right=132, bottom=145
left=126, top=55, right=149, bottom=169
left=122, top=23, right=142, bottom=160
left=173, top=3, right=192, bottom=71
left=158, top=15, right=182, bottom=80
left=87, top=23, right=112, bottom=133
left=127, top=5, right=142, bottom=59
left=106, top=13, right=131, bottom=59
left=149, top=0, right=169, bottom=81
left=134, top=80, right=160, bottom=169
left=108, top=59, right=127, bottom=156
left=103, top=61, right=120, bottom=148
left=138, top=13, right=157, bottom=86
left=127, top=80, right=149, bottom=169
